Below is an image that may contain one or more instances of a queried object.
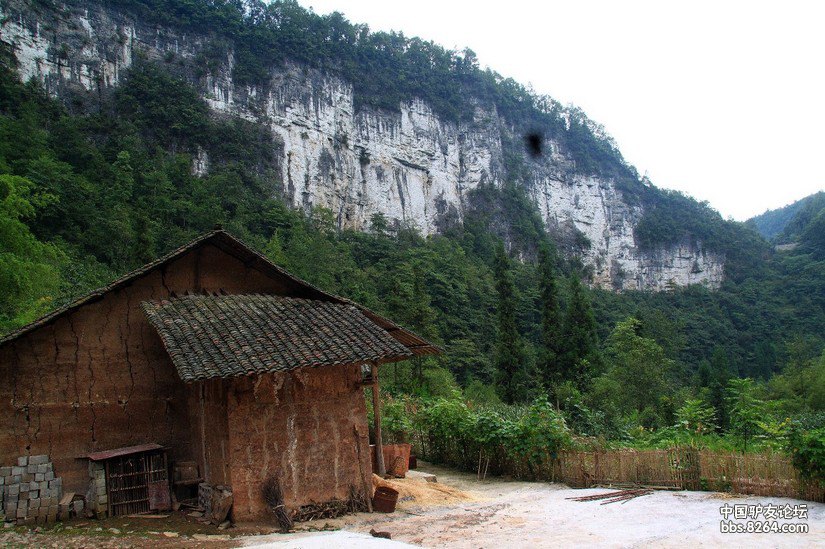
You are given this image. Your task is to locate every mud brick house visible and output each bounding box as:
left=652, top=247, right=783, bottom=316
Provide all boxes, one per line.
left=0, top=230, right=438, bottom=521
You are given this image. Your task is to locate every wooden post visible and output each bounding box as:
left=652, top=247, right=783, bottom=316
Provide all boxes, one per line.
left=371, top=362, right=386, bottom=477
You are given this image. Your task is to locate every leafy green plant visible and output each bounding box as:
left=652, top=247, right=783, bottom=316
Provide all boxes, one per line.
left=676, top=398, right=718, bottom=437
left=505, top=398, right=572, bottom=466
left=787, top=423, right=825, bottom=483
left=382, top=395, right=414, bottom=443
left=726, top=379, right=768, bottom=451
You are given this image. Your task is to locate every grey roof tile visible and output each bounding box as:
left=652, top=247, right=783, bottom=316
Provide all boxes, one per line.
left=142, top=294, right=413, bottom=382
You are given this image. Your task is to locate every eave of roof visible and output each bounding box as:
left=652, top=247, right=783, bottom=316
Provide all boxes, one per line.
left=87, top=443, right=166, bottom=461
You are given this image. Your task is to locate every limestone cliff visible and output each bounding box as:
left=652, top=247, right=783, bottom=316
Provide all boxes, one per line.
left=0, top=1, right=724, bottom=290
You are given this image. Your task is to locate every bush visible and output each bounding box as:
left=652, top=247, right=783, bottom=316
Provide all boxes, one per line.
left=506, top=398, right=572, bottom=466
left=787, top=424, right=825, bottom=483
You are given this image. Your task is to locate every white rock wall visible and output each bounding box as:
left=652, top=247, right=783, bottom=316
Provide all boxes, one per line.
left=0, top=3, right=724, bottom=291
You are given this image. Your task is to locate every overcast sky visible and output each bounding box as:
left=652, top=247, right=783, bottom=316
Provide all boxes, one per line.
left=298, top=0, right=824, bottom=220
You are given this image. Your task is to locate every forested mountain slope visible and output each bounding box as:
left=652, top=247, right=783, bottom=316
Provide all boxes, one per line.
left=0, top=0, right=823, bottom=433
left=0, top=0, right=760, bottom=291
left=750, top=191, right=825, bottom=242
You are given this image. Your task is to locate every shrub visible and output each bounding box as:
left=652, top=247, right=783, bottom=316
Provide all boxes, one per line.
left=505, top=398, right=572, bottom=466
left=787, top=424, right=825, bottom=483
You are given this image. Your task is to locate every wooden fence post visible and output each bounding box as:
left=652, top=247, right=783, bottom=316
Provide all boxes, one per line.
left=371, top=362, right=386, bottom=477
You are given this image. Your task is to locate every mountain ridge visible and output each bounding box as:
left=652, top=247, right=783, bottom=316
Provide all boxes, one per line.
left=0, top=0, right=741, bottom=291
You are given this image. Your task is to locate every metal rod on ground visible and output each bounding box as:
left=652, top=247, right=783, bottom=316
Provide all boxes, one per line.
left=371, top=362, right=386, bottom=477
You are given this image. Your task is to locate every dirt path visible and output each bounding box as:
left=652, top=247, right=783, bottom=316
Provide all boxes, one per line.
left=243, top=462, right=825, bottom=548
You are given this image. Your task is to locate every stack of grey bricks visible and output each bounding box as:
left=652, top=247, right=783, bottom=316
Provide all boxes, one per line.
left=0, top=455, right=62, bottom=525
left=85, top=461, right=107, bottom=518
left=198, top=483, right=213, bottom=514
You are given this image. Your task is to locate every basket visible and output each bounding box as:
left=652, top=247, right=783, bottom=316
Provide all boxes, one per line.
left=372, top=486, right=399, bottom=513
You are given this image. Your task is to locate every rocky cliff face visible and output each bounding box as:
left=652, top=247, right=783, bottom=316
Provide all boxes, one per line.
left=0, top=2, right=724, bottom=291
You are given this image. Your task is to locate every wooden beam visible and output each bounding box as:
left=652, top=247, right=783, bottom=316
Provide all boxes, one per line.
left=370, top=362, right=386, bottom=477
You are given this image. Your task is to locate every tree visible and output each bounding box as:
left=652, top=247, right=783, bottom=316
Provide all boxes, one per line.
left=493, top=242, right=525, bottom=403
left=0, top=174, right=63, bottom=330
left=676, top=398, right=717, bottom=437
left=707, top=347, right=735, bottom=430
left=726, top=378, right=767, bottom=451
left=537, top=242, right=563, bottom=392
left=369, top=212, right=388, bottom=235
left=560, top=275, right=598, bottom=387
left=602, top=317, right=673, bottom=425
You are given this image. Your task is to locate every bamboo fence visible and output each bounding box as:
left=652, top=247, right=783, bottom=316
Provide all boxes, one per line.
left=554, top=448, right=823, bottom=502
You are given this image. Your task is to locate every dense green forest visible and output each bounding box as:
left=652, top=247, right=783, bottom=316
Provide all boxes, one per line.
left=749, top=191, right=825, bottom=241
left=1, top=1, right=823, bottom=469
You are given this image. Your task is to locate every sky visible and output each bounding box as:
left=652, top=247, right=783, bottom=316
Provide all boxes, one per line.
left=298, top=0, right=824, bottom=220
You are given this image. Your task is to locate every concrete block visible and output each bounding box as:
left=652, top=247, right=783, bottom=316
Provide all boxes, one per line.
left=20, top=492, right=28, bottom=501
left=11, top=467, right=24, bottom=477
left=6, top=502, right=16, bottom=513
left=7, top=485, right=19, bottom=497
left=34, top=473, right=44, bottom=482
left=26, top=465, right=36, bottom=474
left=39, top=481, right=48, bottom=492
left=21, top=473, right=32, bottom=483
left=11, top=475, right=20, bottom=484
left=36, top=465, right=47, bottom=475
left=19, top=484, right=28, bottom=493
left=30, top=491, right=38, bottom=500
left=29, top=498, right=39, bottom=509
left=16, top=457, right=27, bottom=467
left=44, top=472, right=54, bottom=481
left=16, top=507, right=26, bottom=519
left=29, top=456, right=48, bottom=466
left=0, top=467, right=11, bottom=477
left=48, top=478, right=61, bottom=490
left=0, top=477, right=4, bottom=486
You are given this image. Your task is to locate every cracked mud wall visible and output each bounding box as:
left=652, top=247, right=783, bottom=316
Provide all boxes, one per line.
left=227, top=365, right=372, bottom=522
left=0, top=243, right=298, bottom=495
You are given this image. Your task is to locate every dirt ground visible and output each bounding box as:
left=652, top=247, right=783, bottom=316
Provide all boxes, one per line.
left=2, top=463, right=822, bottom=548
left=241, top=462, right=825, bottom=548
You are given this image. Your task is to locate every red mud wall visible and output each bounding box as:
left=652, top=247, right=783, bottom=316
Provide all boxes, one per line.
left=0, top=244, right=291, bottom=494
left=227, top=365, right=372, bottom=522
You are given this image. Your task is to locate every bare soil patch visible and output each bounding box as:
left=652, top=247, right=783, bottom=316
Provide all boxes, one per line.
left=243, top=462, right=825, bottom=548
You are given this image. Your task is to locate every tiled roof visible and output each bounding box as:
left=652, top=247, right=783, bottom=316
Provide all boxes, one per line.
left=142, top=294, right=413, bottom=382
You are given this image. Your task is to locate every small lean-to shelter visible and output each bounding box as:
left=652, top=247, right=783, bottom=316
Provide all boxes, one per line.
left=0, top=230, right=438, bottom=521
